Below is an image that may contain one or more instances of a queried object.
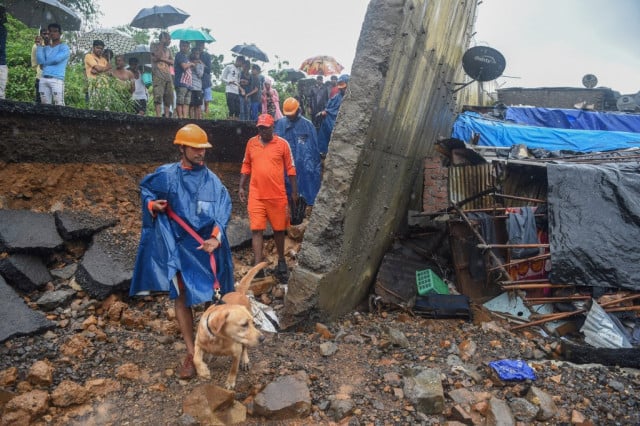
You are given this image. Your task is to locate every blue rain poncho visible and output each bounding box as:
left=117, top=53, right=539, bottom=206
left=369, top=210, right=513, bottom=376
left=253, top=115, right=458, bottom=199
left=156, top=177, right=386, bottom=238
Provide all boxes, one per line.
left=317, top=91, right=344, bottom=155
left=274, top=115, right=322, bottom=205
left=130, top=162, right=234, bottom=307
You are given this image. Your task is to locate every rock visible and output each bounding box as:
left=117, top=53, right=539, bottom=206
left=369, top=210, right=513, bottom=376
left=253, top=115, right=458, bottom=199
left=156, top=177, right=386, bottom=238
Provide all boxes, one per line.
left=183, top=384, right=235, bottom=425
left=176, top=413, right=199, bottom=426
left=215, top=401, right=247, bottom=425
left=383, top=372, right=402, bottom=387
left=50, top=264, right=78, bottom=280
left=328, top=398, right=355, bottom=421
left=319, top=341, right=338, bottom=356
left=449, top=404, right=473, bottom=425
left=607, top=379, right=624, bottom=392
left=36, top=289, right=75, bottom=311
left=0, top=254, right=52, bottom=293
left=458, top=339, right=477, bottom=360
left=403, top=368, right=444, bottom=415
left=51, top=380, right=88, bottom=407
left=84, top=378, right=121, bottom=397
left=526, top=386, right=558, bottom=421
left=116, top=363, right=146, bottom=381
left=253, top=375, right=312, bottom=419
left=508, top=397, right=539, bottom=422
left=315, top=323, right=333, bottom=339
left=0, top=275, right=54, bottom=342
left=383, top=326, right=410, bottom=347
left=447, top=388, right=476, bottom=406
left=54, top=210, right=117, bottom=241
left=27, top=360, right=54, bottom=388
left=2, top=389, right=50, bottom=423
left=486, top=397, right=515, bottom=426
left=75, top=230, right=134, bottom=299
left=0, top=209, right=64, bottom=254
left=0, top=367, right=18, bottom=387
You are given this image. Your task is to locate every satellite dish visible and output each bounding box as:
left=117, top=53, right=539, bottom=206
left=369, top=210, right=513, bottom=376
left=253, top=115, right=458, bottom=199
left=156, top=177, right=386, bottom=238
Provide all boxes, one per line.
left=616, top=95, right=638, bottom=112
left=462, top=46, right=506, bottom=82
left=582, top=74, right=598, bottom=89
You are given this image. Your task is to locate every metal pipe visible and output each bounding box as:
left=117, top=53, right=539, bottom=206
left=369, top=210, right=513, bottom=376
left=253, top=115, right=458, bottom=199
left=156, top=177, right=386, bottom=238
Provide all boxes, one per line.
left=488, top=253, right=550, bottom=271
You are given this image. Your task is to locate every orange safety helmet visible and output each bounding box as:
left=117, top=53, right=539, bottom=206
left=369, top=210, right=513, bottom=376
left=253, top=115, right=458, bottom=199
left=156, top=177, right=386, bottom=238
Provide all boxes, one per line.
left=173, top=124, right=212, bottom=148
left=282, top=97, right=300, bottom=116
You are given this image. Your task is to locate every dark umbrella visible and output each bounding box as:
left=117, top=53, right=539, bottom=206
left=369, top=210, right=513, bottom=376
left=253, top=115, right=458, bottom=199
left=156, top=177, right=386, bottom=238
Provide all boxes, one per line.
left=4, top=0, right=82, bottom=31
left=283, top=68, right=306, bottom=82
left=123, top=44, right=152, bottom=66
left=130, top=5, right=189, bottom=29
left=231, top=43, right=269, bottom=62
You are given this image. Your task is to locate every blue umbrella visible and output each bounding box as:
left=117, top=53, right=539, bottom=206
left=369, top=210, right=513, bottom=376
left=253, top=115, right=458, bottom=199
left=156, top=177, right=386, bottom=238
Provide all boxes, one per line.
left=130, top=5, right=189, bottom=29
left=170, top=28, right=215, bottom=43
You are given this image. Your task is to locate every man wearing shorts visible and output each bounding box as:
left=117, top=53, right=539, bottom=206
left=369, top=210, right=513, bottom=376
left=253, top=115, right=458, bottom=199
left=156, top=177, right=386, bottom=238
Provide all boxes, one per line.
left=151, top=32, right=174, bottom=117
left=239, top=114, right=298, bottom=282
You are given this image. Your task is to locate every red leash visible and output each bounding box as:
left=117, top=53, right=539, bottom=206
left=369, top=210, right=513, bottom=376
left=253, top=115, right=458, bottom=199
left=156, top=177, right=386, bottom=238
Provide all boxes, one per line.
left=166, top=205, right=221, bottom=300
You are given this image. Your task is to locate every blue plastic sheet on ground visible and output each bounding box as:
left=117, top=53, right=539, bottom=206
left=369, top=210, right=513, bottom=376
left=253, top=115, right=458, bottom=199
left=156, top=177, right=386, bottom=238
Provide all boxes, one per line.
left=452, top=112, right=640, bottom=153
left=505, top=107, right=640, bottom=133
left=488, top=359, right=537, bottom=381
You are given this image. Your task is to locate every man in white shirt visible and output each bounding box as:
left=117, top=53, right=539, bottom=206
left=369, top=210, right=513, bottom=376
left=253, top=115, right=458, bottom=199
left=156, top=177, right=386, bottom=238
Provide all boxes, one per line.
left=221, top=56, right=243, bottom=119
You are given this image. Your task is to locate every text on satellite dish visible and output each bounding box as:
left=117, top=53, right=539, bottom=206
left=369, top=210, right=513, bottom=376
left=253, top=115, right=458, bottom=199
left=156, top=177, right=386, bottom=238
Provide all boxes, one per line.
left=474, top=55, right=496, bottom=64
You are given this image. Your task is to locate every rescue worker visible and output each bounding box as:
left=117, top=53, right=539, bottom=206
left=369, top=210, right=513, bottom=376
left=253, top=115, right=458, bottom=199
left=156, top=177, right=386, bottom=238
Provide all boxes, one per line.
left=238, top=114, right=298, bottom=283
left=130, top=124, right=234, bottom=380
left=317, top=74, right=349, bottom=156
left=275, top=97, right=322, bottom=220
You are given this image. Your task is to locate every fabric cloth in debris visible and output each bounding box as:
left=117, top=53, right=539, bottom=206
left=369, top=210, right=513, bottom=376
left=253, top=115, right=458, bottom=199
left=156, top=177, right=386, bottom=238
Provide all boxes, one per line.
left=505, top=107, right=640, bottom=133
left=130, top=163, right=234, bottom=307
left=452, top=112, right=640, bottom=153
left=506, top=207, right=540, bottom=259
left=489, top=359, right=537, bottom=381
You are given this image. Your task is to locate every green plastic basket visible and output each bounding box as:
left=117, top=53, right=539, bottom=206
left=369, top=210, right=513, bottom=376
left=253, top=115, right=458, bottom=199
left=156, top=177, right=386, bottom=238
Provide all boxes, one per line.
left=416, top=269, right=449, bottom=295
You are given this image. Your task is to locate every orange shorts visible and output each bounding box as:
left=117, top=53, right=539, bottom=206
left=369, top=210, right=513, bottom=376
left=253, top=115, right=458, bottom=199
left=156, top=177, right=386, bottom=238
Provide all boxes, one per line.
left=248, top=197, right=289, bottom=231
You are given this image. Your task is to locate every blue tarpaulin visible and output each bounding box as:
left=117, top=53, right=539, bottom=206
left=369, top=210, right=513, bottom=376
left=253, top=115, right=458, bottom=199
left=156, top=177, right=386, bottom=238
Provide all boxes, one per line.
left=452, top=112, right=640, bottom=153
left=505, top=107, right=640, bottom=133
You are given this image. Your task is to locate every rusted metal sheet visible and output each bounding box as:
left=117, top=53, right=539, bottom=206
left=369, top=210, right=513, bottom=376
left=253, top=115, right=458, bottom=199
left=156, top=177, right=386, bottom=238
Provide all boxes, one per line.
left=448, top=163, right=495, bottom=209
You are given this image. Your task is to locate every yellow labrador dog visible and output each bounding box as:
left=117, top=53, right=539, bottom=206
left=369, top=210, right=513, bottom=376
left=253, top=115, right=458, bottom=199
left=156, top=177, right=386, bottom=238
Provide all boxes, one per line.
left=193, top=262, right=267, bottom=389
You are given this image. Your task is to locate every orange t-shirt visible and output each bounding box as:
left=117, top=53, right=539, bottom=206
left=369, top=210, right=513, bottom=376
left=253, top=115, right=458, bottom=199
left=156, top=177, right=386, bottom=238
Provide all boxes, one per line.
left=241, top=135, right=296, bottom=200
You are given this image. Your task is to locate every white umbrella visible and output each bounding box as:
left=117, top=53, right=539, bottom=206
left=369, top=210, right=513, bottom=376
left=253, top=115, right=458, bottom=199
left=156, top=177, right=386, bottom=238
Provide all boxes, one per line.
left=77, top=28, right=137, bottom=55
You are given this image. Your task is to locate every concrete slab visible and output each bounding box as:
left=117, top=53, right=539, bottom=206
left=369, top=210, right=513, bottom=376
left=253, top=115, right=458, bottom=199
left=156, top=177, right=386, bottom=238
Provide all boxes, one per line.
left=0, top=209, right=64, bottom=254
left=75, top=230, right=134, bottom=299
left=54, top=211, right=117, bottom=241
left=0, top=275, right=54, bottom=342
left=226, top=217, right=273, bottom=250
left=0, top=254, right=52, bottom=293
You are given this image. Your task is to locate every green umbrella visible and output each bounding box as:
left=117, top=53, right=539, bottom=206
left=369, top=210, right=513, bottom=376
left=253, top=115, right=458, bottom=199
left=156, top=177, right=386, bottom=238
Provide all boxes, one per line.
left=169, top=28, right=215, bottom=43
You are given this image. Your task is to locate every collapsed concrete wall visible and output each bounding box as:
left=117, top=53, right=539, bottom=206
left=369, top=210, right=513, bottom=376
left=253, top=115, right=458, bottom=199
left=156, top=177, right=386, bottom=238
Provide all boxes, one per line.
left=0, top=101, right=255, bottom=164
left=284, top=0, right=478, bottom=322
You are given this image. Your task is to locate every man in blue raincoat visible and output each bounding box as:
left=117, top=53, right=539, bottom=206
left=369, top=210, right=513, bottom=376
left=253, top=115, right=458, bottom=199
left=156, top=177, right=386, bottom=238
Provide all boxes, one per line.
left=317, top=74, right=349, bottom=156
left=275, top=97, right=322, bottom=213
left=130, top=123, right=233, bottom=379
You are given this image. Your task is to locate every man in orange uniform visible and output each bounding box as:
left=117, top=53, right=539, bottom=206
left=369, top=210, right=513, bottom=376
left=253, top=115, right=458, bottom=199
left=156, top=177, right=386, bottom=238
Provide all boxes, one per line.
left=239, top=114, right=298, bottom=283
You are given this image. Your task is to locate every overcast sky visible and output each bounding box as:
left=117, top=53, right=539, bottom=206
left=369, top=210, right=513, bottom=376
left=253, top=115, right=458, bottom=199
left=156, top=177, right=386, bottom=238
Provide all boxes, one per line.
left=92, top=0, right=639, bottom=94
